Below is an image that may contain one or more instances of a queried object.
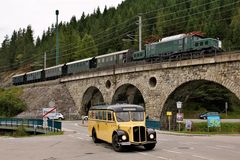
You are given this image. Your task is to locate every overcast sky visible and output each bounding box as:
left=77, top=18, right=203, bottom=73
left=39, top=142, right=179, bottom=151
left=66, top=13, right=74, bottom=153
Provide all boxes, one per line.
left=0, top=0, right=124, bottom=43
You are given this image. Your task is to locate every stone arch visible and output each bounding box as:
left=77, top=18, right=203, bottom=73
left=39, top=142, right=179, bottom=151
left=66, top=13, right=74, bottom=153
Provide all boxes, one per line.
left=81, top=86, right=104, bottom=115
left=112, top=83, right=145, bottom=107
left=160, top=79, right=240, bottom=129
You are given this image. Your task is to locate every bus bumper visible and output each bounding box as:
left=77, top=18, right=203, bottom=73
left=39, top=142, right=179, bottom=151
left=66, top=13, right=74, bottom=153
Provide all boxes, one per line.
left=119, top=141, right=156, bottom=146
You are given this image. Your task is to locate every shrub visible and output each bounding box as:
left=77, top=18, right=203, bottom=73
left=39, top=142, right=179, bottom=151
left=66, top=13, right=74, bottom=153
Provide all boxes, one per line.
left=0, top=87, right=27, bottom=117
left=13, top=126, right=29, bottom=137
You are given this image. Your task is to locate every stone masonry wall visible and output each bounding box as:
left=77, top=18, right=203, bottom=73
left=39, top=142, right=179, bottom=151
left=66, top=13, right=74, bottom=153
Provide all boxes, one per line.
left=65, top=55, right=240, bottom=120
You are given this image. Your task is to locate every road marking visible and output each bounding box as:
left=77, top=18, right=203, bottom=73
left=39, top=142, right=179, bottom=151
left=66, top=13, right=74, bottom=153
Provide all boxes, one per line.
left=139, top=152, right=171, bottom=160
left=138, top=152, right=148, bottom=156
left=213, top=145, right=239, bottom=154
left=216, top=145, right=235, bottom=149
left=179, top=142, right=199, bottom=145
left=192, top=154, right=212, bottom=160
left=157, top=156, right=172, bottom=160
left=206, top=146, right=221, bottom=150
left=62, top=127, right=75, bottom=132
left=163, top=149, right=181, bottom=154
left=77, top=137, right=83, bottom=140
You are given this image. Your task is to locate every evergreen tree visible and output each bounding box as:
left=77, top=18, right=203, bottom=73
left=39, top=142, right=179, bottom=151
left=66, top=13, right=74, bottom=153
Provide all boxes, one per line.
left=229, top=7, right=240, bottom=50
left=1, top=0, right=240, bottom=71
left=74, top=34, right=97, bottom=59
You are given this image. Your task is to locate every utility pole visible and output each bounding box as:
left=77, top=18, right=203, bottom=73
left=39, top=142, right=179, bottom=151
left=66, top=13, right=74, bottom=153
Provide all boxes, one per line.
left=55, top=10, right=59, bottom=65
left=44, top=52, right=46, bottom=69
left=225, top=102, right=228, bottom=117
left=138, top=15, right=142, bottom=51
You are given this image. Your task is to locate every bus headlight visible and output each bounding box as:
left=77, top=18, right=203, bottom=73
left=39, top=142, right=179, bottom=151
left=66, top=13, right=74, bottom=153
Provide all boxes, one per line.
left=149, top=134, right=154, bottom=139
left=122, top=135, right=127, bottom=141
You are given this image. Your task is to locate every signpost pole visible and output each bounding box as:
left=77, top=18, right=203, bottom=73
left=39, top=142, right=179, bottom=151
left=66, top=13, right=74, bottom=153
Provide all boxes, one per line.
left=225, top=102, right=228, bottom=118
left=168, top=116, right=171, bottom=131
left=52, top=118, right=54, bottom=132
left=178, top=109, right=180, bottom=132
left=176, top=101, right=182, bottom=132
left=166, top=112, right=172, bottom=131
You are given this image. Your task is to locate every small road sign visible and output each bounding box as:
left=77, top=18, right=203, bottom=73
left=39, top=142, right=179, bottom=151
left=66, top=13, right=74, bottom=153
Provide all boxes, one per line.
left=176, top=113, right=184, bottom=122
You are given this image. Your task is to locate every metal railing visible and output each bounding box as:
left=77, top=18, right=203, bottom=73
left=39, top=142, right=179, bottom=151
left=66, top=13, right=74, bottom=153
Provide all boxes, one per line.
left=146, top=119, right=161, bottom=130
left=0, top=118, right=62, bottom=133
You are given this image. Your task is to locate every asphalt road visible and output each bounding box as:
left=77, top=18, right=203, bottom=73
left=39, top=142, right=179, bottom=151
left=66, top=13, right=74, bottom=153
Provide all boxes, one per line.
left=0, top=121, right=240, bottom=160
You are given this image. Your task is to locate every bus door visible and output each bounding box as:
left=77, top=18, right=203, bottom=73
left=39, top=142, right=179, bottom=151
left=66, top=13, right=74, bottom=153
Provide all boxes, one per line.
left=97, top=111, right=105, bottom=139
left=98, top=111, right=115, bottom=142
left=104, top=111, right=115, bottom=143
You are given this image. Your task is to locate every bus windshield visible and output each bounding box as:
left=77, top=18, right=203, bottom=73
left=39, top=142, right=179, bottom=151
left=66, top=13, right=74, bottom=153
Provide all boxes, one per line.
left=116, top=112, right=144, bottom=122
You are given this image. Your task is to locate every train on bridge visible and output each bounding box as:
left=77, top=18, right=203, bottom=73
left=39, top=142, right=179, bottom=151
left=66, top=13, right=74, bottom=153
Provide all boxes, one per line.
left=12, top=32, right=222, bottom=85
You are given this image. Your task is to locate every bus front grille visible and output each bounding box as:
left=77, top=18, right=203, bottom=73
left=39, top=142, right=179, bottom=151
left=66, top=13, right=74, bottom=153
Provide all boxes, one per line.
left=133, top=126, right=146, bottom=142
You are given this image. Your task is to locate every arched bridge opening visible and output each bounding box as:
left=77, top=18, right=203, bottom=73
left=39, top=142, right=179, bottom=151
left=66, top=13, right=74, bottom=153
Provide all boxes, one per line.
left=112, top=84, right=145, bottom=107
left=160, top=80, right=240, bottom=130
left=81, top=86, right=104, bottom=115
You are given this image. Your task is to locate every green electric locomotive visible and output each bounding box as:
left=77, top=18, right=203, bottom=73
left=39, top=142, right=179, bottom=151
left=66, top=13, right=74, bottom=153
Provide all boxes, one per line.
left=132, top=32, right=222, bottom=61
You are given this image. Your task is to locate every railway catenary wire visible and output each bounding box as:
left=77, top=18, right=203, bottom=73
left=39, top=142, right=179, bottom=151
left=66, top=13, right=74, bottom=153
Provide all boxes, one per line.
left=42, top=10, right=239, bottom=63
left=141, top=5, right=240, bottom=39
left=0, top=19, right=138, bottom=70
left=141, top=0, right=238, bottom=22
left=42, top=0, right=240, bottom=55
left=48, top=8, right=239, bottom=63
left=1, top=0, right=239, bottom=71
left=141, top=0, right=240, bottom=29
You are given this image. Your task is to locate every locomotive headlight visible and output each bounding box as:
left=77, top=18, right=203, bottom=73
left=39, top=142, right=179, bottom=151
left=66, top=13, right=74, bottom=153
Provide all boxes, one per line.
left=149, top=134, right=154, bottom=139
left=122, top=135, right=127, bottom=141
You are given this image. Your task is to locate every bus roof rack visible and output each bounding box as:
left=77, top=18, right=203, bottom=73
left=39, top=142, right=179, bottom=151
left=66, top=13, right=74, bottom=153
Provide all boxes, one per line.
left=90, top=104, right=144, bottom=112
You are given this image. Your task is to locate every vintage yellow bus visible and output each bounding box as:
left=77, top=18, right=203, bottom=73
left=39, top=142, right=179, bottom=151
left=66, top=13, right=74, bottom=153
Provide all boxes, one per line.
left=88, top=104, right=157, bottom=151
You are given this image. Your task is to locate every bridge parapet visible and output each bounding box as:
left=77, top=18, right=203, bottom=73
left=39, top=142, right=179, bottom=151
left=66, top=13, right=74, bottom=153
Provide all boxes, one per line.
left=0, top=118, right=62, bottom=133
left=61, top=52, right=240, bottom=83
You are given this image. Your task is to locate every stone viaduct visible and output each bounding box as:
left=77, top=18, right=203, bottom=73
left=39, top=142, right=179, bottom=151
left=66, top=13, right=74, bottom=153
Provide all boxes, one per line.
left=57, top=52, right=240, bottom=120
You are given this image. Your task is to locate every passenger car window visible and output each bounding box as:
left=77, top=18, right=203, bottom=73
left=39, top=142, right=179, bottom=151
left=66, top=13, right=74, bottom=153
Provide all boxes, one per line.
left=107, top=112, right=112, bottom=121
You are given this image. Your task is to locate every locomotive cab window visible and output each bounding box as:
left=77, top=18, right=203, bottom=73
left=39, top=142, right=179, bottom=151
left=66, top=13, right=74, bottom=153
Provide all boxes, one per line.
left=88, top=104, right=157, bottom=152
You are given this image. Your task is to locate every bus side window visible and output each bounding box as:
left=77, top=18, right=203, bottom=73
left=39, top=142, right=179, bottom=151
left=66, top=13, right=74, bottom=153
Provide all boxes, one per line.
left=103, top=111, right=106, bottom=120
left=95, top=111, right=99, bottom=119
left=112, top=112, right=115, bottom=121
left=107, top=112, right=112, bottom=121
left=99, top=111, right=103, bottom=120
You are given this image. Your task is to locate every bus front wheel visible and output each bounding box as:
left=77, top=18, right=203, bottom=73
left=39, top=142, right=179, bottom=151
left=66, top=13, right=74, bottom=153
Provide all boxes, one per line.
left=92, top=129, right=100, bottom=143
left=112, top=134, right=124, bottom=152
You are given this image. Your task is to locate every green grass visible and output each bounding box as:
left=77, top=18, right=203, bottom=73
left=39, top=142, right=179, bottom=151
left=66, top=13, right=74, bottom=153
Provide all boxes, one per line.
left=178, top=122, right=240, bottom=134
left=40, top=131, right=64, bottom=136
left=1, top=127, right=64, bottom=137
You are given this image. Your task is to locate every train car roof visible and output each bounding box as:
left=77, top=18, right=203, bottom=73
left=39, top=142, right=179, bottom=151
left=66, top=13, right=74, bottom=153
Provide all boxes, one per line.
left=160, top=34, right=186, bottom=42
left=66, top=57, right=92, bottom=65
left=26, top=69, right=43, bottom=75
left=95, top=49, right=129, bottom=59
left=89, top=104, right=144, bottom=112
left=44, top=64, right=64, bottom=71
left=12, top=73, right=26, bottom=77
